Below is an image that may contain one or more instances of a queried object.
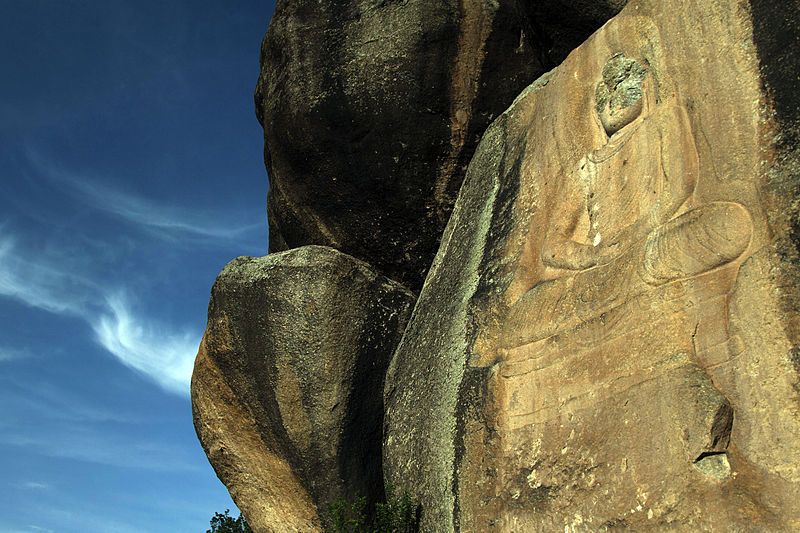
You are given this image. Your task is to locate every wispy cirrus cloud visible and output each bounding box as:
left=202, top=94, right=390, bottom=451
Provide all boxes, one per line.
left=25, top=149, right=263, bottom=243
left=0, top=148, right=249, bottom=396
left=18, top=482, right=51, bottom=491
left=0, top=376, right=197, bottom=475
left=5, top=527, right=55, bottom=533
left=53, top=173, right=262, bottom=241
left=29, top=506, right=146, bottom=533
left=0, top=234, right=93, bottom=315
left=26, top=527, right=55, bottom=533
left=0, top=231, right=198, bottom=396
left=1, top=428, right=199, bottom=473
left=92, top=293, right=197, bottom=395
left=0, top=345, right=29, bottom=363
left=0, top=376, right=137, bottom=425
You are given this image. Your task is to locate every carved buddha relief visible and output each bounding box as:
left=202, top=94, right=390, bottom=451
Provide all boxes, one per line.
left=501, top=53, right=753, bottom=349
left=488, top=50, right=758, bottom=527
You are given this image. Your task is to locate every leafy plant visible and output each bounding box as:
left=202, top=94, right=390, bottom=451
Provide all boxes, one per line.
left=373, top=485, right=416, bottom=533
left=329, top=494, right=368, bottom=533
left=328, top=485, right=417, bottom=533
left=207, top=509, right=252, bottom=533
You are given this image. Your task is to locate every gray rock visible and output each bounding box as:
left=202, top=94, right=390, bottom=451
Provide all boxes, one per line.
left=192, top=246, right=415, bottom=532
left=383, top=81, right=529, bottom=532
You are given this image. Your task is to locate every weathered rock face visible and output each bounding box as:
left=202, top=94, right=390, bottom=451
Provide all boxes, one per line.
left=257, top=0, right=627, bottom=291
left=192, top=246, right=414, bottom=532
left=384, top=1, right=800, bottom=530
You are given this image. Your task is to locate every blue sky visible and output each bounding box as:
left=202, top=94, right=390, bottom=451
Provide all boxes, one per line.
left=0, top=1, right=275, bottom=531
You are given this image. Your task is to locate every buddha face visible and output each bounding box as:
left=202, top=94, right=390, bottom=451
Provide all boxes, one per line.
left=595, top=53, right=649, bottom=136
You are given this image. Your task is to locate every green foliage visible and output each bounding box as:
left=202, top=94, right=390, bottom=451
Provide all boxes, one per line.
left=329, top=495, right=368, bottom=533
left=373, top=485, right=416, bottom=533
left=328, top=485, right=417, bottom=533
left=207, top=509, right=252, bottom=533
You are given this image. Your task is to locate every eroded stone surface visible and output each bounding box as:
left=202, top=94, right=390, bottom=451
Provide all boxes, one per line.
left=384, top=1, right=800, bottom=530
left=192, top=246, right=414, bottom=532
left=257, top=0, right=627, bottom=291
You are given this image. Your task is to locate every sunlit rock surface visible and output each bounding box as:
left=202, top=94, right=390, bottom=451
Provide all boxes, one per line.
left=384, top=1, right=800, bottom=530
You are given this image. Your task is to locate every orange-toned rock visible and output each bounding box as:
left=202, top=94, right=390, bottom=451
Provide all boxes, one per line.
left=384, top=1, right=800, bottom=530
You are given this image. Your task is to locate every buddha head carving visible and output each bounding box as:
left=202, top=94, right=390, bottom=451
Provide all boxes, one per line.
left=595, top=53, right=649, bottom=135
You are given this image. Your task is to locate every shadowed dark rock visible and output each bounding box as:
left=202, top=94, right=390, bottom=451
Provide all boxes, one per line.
left=192, top=246, right=415, bottom=532
left=256, top=0, right=628, bottom=291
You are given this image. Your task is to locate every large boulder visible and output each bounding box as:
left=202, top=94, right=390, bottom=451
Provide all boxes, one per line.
left=384, top=0, right=800, bottom=530
left=192, top=246, right=415, bottom=532
left=256, top=0, right=627, bottom=291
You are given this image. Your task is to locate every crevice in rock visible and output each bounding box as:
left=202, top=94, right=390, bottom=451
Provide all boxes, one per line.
left=710, top=402, right=734, bottom=450
left=694, top=451, right=727, bottom=463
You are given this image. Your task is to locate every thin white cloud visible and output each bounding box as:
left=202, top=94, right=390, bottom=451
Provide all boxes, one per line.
left=33, top=506, right=147, bottom=533
left=0, top=377, right=139, bottom=424
left=2, top=528, right=55, bottom=533
left=0, top=234, right=93, bottom=315
left=26, top=527, right=55, bottom=533
left=0, top=151, right=253, bottom=396
left=0, top=377, right=199, bottom=475
left=92, top=293, right=198, bottom=395
left=1, top=427, right=200, bottom=473
left=0, top=230, right=198, bottom=396
left=0, top=346, right=28, bottom=362
left=19, top=482, right=51, bottom=491
left=60, top=173, right=261, bottom=240
left=26, top=149, right=262, bottom=243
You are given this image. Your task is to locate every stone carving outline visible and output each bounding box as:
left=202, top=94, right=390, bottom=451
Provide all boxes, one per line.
left=501, top=52, right=753, bottom=351
left=487, top=47, right=758, bottom=529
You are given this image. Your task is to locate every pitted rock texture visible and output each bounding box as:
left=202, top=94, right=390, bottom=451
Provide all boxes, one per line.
left=384, top=1, right=800, bottom=530
left=257, top=0, right=627, bottom=291
left=192, top=246, right=414, bottom=532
